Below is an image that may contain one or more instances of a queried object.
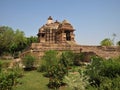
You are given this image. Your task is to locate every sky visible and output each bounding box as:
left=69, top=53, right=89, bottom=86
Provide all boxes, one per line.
left=0, top=0, right=120, bottom=45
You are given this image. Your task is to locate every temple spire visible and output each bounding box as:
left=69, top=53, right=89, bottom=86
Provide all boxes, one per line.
left=46, top=16, right=53, bottom=24
left=48, top=16, right=53, bottom=20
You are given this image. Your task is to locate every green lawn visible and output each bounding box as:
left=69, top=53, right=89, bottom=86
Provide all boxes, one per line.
left=13, top=71, right=49, bottom=90
left=13, top=71, right=71, bottom=90
left=0, top=59, right=73, bottom=90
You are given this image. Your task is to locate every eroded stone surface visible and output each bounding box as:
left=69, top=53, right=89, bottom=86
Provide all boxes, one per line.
left=21, top=17, right=120, bottom=59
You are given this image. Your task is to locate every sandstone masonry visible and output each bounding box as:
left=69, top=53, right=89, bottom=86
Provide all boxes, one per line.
left=21, top=16, right=120, bottom=59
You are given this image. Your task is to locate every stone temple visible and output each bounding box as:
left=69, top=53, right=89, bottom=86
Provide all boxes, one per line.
left=37, top=16, right=75, bottom=44
left=21, top=16, right=120, bottom=59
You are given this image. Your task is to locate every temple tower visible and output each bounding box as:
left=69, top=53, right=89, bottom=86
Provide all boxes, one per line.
left=56, top=20, right=75, bottom=43
left=46, top=16, right=53, bottom=24
left=37, top=16, right=75, bottom=44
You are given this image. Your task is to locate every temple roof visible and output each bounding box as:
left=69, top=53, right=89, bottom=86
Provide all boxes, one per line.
left=58, top=20, right=74, bottom=30
left=38, top=17, right=74, bottom=33
left=48, top=16, right=53, bottom=20
left=62, top=19, right=70, bottom=24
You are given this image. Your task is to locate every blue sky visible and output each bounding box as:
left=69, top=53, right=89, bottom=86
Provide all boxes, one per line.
left=0, top=0, right=120, bottom=45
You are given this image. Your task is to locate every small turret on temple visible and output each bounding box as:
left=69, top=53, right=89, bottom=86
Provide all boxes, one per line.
left=21, top=16, right=120, bottom=59
left=37, top=16, right=75, bottom=44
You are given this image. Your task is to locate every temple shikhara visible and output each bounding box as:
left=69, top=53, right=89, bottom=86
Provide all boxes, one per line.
left=21, top=16, right=120, bottom=59
left=37, top=16, right=75, bottom=44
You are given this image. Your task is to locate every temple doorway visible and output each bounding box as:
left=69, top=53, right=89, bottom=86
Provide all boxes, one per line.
left=65, top=30, right=71, bottom=41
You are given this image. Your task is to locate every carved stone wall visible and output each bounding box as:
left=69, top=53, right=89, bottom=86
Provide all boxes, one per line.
left=21, top=43, right=120, bottom=59
left=21, top=17, right=120, bottom=59
left=37, top=16, right=75, bottom=44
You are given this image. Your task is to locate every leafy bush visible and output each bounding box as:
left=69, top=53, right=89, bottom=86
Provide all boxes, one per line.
left=59, top=51, right=74, bottom=69
left=0, top=59, right=24, bottom=90
left=47, top=64, right=68, bottom=89
left=47, top=51, right=75, bottom=89
left=100, top=59, right=120, bottom=78
left=86, top=56, right=120, bottom=89
left=10, top=66, right=24, bottom=78
left=37, top=50, right=58, bottom=74
left=87, top=76, right=120, bottom=90
left=99, top=76, right=120, bottom=90
left=64, top=71, right=89, bottom=90
left=39, top=50, right=73, bottom=89
left=42, top=50, right=58, bottom=65
left=37, top=64, right=47, bottom=72
left=74, top=52, right=96, bottom=66
left=0, top=61, right=2, bottom=72
left=0, top=67, right=23, bottom=90
left=0, top=71, right=14, bottom=90
left=62, top=51, right=74, bottom=66
left=74, top=53, right=81, bottom=66
left=22, top=54, right=36, bottom=70
left=40, top=50, right=58, bottom=71
left=85, top=56, right=104, bottom=87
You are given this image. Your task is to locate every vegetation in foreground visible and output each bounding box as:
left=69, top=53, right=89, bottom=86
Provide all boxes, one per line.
left=13, top=71, right=49, bottom=90
left=86, top=56, right=120, bottom=90
left=0, top=62, right=23, bottom=90
left=0, top=50, right=120, bottom=90
left=38, top=50, right=120, bottom=90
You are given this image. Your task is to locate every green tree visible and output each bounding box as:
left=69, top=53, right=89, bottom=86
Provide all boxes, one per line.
left=86, top=56, right=120, bottom=89
left=41, top=50, right=58, bottom=70
left=39, top=50, right=74, bottom=89
left=117, top=41, right=120, bottom=46
left=0, top=26, right=27, bottom=56
left=10, top=29, right=27, bottom=55
left=59, top=51, right=74, bottom=68
left=0, top=26, right=14, bottom=55
left=26, top=36, right=38, bottom=46
left=0, top=61, right=2, bottom=72
left=37, top=50, right=58, bottom=72
left=100, top=38, right=113, bottom=46
left=22, top=54, right=36, bottom=70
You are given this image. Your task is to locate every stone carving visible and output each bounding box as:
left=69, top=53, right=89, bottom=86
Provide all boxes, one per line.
left=37, top=16, right=75, bottom=44
left=21, top=16, right=120, bottom=59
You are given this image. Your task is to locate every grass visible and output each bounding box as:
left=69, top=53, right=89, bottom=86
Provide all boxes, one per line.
left=13, top=71, right=72, bottom=90
left=0, top=59, right=72, bottom=90
left=13, top=71, right=49, bottom=90
left=0, top=59, right=11, bottom=68
left=0, top=59, right=12, bottom=64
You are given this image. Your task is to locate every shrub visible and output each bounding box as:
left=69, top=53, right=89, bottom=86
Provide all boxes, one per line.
left=85, top=56, right=104, bottom=87
left=37, top=64, right=47, bottom=72
left=62, top=51, right=74, bottom=66
left=42, top=50, right=58, bottom=64
left=41, top=50, right=58, bottom=71
left=39, top=50, right=75, bottom=89
left=22, top=54, right=36, bottom=70
left=0, top=68, right=23, bottom=90
left=47, top=51, right=73, bottom=89
left=87, top=76, right=120, bottom=90
left=74, top=53, right=81, bottom=66
left=37, top=50, right=59, bottom=74
left=64, top=71, right=89, bottom=90
left=100, top=59, right=120, bottom=78
left=74, top=52, right=97, bottom=66
left=47, top=64, right=68, bottom=89
left=59, top=51, right=74, bottom=69
left=0, top=61, right=2, bottom=72
left=86, top=56, right=120, bottom=89
left=10, top=66, right=24, bottom=78
left=42, top=51, right=71, bottom=89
